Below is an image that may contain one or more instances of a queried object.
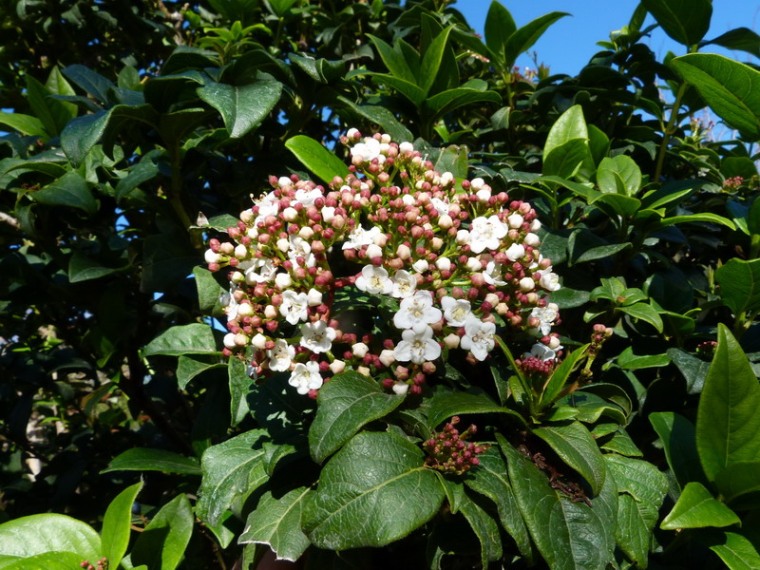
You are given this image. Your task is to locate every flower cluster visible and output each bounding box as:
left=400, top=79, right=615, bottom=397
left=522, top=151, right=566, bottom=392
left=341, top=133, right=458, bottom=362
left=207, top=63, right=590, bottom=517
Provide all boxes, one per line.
left=423, top=416, right=487, bottom=475
left=205, top=130, right=562, bottom=396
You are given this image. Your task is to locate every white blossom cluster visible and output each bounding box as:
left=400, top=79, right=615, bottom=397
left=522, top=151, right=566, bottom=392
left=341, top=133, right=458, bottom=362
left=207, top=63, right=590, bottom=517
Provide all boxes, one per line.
left=205, top=130, right=562, bottom=396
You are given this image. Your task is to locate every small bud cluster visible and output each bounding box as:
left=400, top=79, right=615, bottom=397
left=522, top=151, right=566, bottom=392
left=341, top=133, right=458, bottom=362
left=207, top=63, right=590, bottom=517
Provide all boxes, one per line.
left=80, top=558, right=108, bottom=570
left=696, top=339, right=717, bottom=359
left=423, top=416, right=487, bottom=475
left=589, top=323, right=613, bottom=356
left=205, top=130, right=562, bottom=396
left=723, top=176, right=744, bottom=191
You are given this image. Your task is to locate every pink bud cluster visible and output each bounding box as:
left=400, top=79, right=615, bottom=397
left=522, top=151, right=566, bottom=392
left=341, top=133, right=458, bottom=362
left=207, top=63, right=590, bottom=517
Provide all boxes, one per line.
left=423, top=416, right=487, bottom=475
left=205, top=130, right=563, bottom=396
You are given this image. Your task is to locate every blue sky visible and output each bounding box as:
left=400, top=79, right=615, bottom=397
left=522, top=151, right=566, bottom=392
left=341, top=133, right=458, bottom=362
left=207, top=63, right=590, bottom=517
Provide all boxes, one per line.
left=455, top=1, right=759, bottom=76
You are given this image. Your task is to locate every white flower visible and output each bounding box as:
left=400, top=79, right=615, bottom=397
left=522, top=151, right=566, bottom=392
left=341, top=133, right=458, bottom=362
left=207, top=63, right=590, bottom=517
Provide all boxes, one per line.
left=288, top=361, right=323, bottom=395
left=460, top=316, right=496, bottom=361
left=355, top=265, right=393, bottom=295
left=278, top=176, right=293, bottom=188
left=244, top=258, right=278, bottom=284
left=507, top=213, right=524, bottom=228
left=393, top=326, right=441, bottom=364
left=223, top=333, right=237, bottom=349
left=268, top=339, right=295, bottom=371
left=352, top=342, right=370, bottom=358
left=391, top=270, right=417, bottom=298
left=399, top=141, right=414, bottom=153
left=299, top=321, right=337, bottom=353
left=254, top=192, right=280, bottom=225
left=223, top=288, right=241, bottom=320
left=350, top=137, right=384, bottom=163
left=393, top=382, right=409, bottom=395
left=435, top=257, right=452, bottom=272
left=505, top=243, right=525, bottom=261
left=539, top=272, right=561, bottom=291
left=379, top=349, right=396, bottom=367
left=274, top=272, right=292, bottom=289
left=440, top=172, right=454, bottom=186
left=527, top=342, right=560, bottom=362
left=329, top=360, right=346, bottom=374
left=524, top=232, right=541, bottom=247
left=204, top=249, right=221, bottom=264
left=441, top=296, right=472, bottom=327
left=366, top=243, right=383, bottom=259
left=393, top=291, right=442, bottom=329
left=342, top=225, right=382, bottom=250
left=279, top=290, right=309, bottom=325
left=468, top=215, right=508, bottom=253
left=412, top=259, right=429, bottom=273
left=251, top=333, right=267, bottom=349
left=470, top=177, right=485, bottom=190
left=288, top=236, right=316, bottom=268
left=321, top=206, right=335, bottom=223
left=431, top=197, right=450, bottom=216
left=294, top=187, right=322, bottom=207
left=483, top=261, right=506, bottom=286
left=307, top=288, right=323, bottom=306
left=530, top=304, right=559, bottom=336
left=519, top=277, right=535, bottom=292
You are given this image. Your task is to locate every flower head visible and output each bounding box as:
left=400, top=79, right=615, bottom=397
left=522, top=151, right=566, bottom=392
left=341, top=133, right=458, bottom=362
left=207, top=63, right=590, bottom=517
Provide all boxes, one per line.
left=393, top=291, right=442, bottom=330
left=289, top=361, right=323, bottom=394
left=299, top=320, right=337, bottom=354
left=393, top=325, right=441, bottom=364
left=460, top=316, right=496, bottom=361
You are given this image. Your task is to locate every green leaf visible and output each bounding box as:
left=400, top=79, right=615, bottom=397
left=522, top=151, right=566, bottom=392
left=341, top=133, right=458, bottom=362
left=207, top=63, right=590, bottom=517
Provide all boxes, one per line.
left=540, top=344, right=589, bottom=408
left=704, top=27, right=760, bottom=58
left=0, top=113, right=47, bottom=137
left=543, top=139, right=592, bottom=179
left=335, top=98, right=413, bottom=142
left=101, top=481, right=143, bottom=568
left=533, top=422, right=606, bottom=495
left=309, top=371, right=405, bottom=463
left=423, top=85, right=501, bottom=120
left=711, top=532, right=760, bottom=569
left=419, top=27, right=453, bottom=95
left=427, top=387, right=524, bottom=429
left=458, top=491, right=502, bottom=567
left=143, top=324, right=218, bottom=357
left=228, top=357, right=251, bottom=427
left=499, top=437, right=616, bottom=570
left=102, top=448, right=201, bottom=475
left=115, top=150, right=161, bottom=200
left=484, top=1, right=516, bottom=63
left=266, top=0, right=297, bottom=16
left=716, top=258, right=760, bottom=317
left=642, top=0, right=712, bottom=46
left=367, top=35, right=415, bottom=84
left=30, top=171, right=97, bottom=215
left=616, top=347, right=670, bottom=370
left=68, top=252, right=127, bottom=283
left=504, top=12, right=569, bottom=70
left=543, top=104, right=588, bottom=159
left=668, top=348, right=709, bottom=394
left=285, top=135, right=350, bottom=185
left=196, top=430, right=270, bottom=526
left=0, top=514, right=100, bottom=562
left=63, top=64, right=114, bottom=103
left=239, top=487, right=311, bottom=562
left=659, top=212, right=736, bottom=230
left=197, top=80, right=282, bottom=138
left=596, top=155, right=642, bottom=196
left=302, top=431, right=444, bottom=550
left=619, top=302, right=664, bottom=333
left=648, top=412, right=707, bottom=490
left=716, top=461, right=760, bottom=503
left=0, top=551, right=89, bottom=570
left=26, top=74, right=74, bottom=136
left=605, top=454, right=668, bottom=566
left=661, top=482, right=740, bottom=530
left=593, top=193, right=642, bottom=217
left=176, top=356, right=225, bottom=389
left=60, top=111, right=110, bottom=166
left=670, top=54, right=760, bottom=139
left=129, top=494, right=194, bottom=570
left=697, top=324, right=760, bottom=482
left=465, top=448, right=532, bottom=559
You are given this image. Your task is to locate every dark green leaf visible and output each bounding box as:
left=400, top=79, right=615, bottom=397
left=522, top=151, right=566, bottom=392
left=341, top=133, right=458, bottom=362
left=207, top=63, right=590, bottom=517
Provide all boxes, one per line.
left=596, top=155, right=642, bottom=196
left=367, top=35, right=415, bottom=83
left=642, top=0, right=712, bottom=46
left=711, top=532, right=760, bottom=570
left=458, top=490, right=502, bottom=567
left=619, top=302, right=664, bottom=333
left=101, top=482, right=143, bottom=568
left=543, top=139, right=592, bottom=179
left=102, top=448, right=201, bottom=476
left=0, top=551, right=90, bottom=570
left=239, top=487, right=311, bottom=562
left=427, top=387, right=524, bottom=429
left=540, top=344, right=589, bottom=409
left=659, top=212, right=736, bottom=230
left=697, top=324, right=760, bottom=482
left=115, top=150, right=161, bottom=200
left=616, top=347, right=670, bottom=370
left=670, top=54, right=760, bottom=139
left=309, top=372, right=405, bottom=463
left=504, top=12, right=569, bottom=69
left=649, top=412, right=707, bottom=489
left=661, top=481, right=740, bottom=530
left=704, top=27, right=760, bottom=58
left=533, top=422, right=606, bottom=495
left=197, top=80, right=282, bottom=138
left=68, top=252, right=127, bottom=283
left=419, top=27, right=453, bottom=95
left=302, top=431, right=444, bottom=550
left=228, top=357, right=251, bottom=427
left=31, top=171, right=97, bottom=215
left=668, top=348, right=709, bottom=394
left=130, top=494, right=194, bottom=570
left=60, top=111, right=109, bottom=165
left=336, top=98, right=413, bottom=142
left=0, top=514, right=100, bottom=562
left=285, top=135, right=350, bottom=185
left=177, top=356, right=225, bottom=389
left=716, top=258, right=760, bottom=317
left=716, top=461, right=760, bottom=503
left=484, top=1, right=516, bottom=63
left=423, top=85, right=501, bottom=120
left=0, top=113, right=47, bottom=137
left=196, top=430, right=270, bottom=526
left=143, top=324, right=218, bottom=357
left=543, top=104, right=587, bottom=159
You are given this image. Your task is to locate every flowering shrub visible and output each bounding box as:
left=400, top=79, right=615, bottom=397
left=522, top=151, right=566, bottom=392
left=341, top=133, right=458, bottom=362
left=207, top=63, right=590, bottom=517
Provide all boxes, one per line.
left=206, top=130, right=563, bottom=400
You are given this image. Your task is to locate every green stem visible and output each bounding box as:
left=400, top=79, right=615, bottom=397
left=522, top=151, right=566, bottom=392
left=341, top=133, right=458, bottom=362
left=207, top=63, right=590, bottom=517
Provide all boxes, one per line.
left=494, top=335, right=536, bottom=417
left=168, top=142, right=201, bottom=248
left=653, top=82, right=688, bottom=182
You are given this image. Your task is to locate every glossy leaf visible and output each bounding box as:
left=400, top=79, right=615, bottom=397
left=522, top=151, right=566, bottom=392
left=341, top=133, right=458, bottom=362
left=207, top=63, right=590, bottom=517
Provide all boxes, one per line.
left=533, top=422, right=606, bottom=495
left=129, top=494, right=194, bottom=570
left=68, top=252, right=127, bottom=283
left=176, top=356, right=225, bottom=389
left=615, top=347, right=670, bottom=370
left=606, top=455, right=668, bottom=566
left=143, top=323, right=218, bottom=357
left=26, top=74, right=74, bottom=136
left=423, top=84, right=501, bottom=120
left=101, top=481, right=143, bottom=568
left=670, top=54, right=760, bottom=139
left=648, top=412, right=706, bottom=489
left=716, top=461, right=760, bottom=503
left=619, top=302, right=664, bottom=333
left=197, top=80, right=281, bottom=138
left=309, top=371, right=404, bottom=463
left=668, top=348, right=709, bottom=394
left=458, top=491, right=503, bottom=567
left=427, top=387, right=523, bottom=429
left=367, top=35, right=415, bottom=84
left=0, top=551, right=89, bottom=570
left=31, top=171, right=97, bottom=215
left=115, top=150, right=161, bottom=200
left=543, top=105, right=588, bottom=159
left=661, top=482, right=740, bottom=530
left=0, top=514, right=101, bottom=562
left=504, top=12, right=569, bottom=69
left=642, top=0, right=712, bottom=46
left=102, top=448, right=201, bottom=475
left=63, top=64, right=114, bottom=103
left=596, top=155, right=642, bottom=196
left=711, top=532, right=760, bottom=569
left=419, top=27, right=453, bottom=95
left=659, top=212, right=736, bottom=230
left=302, top=431, right=444, bottom=550
left=0, top=113, right=47, bottom=137
left=540, top=344, right=589, bottom=408
left=285, top=135, right=350, bottom=185
left=239, top=487, right=311, bottom=562
left=228, top=357, right=251, bottom=427
left=484, top=1, right=516, bottom=62
left=196, top=430, right=270, bottom=526
left=697, top=324, right=760, bottom=482
left=716, top=258, right=760, bottom=317
left=704, top=27, right=760, bottom=58
left=543, top=140, right=592, bottom=179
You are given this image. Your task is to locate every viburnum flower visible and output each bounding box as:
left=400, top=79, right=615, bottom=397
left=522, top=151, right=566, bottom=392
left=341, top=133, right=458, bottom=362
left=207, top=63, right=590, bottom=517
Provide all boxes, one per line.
left=350, top=137, right=384, bottom=163
left=529, top=304, right=560, bottom=336
left=393, top=291, right=443, bottom=330
left=391, top=270, right=417, bottom=298
left=441, top=296, right=472, bottom=327
left=268, top=339, right=295, bottom=371
left=539, top=271, right=561, bottom=291
left=342, top=225, right=382, bottom=250
left=460, top=316, right=496, bottom=361
left=355, top=265, right=393, bottom=295
left=394, top=325, right=442, bottom=364
left=299, top=321, right=337, bottom=354
left=468, top=215, right=508, bottom=253
left=289, top=361, right=323, bottom=395
left=526, top=342, right=561, bottom=362
left=279, top=290, right=309, bottom=325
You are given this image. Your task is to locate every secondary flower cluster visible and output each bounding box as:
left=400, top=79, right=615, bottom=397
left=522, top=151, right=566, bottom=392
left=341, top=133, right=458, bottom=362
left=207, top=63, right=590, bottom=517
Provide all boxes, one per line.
left=423, top=416, right=487, bottom=475
left=205, top=130, right=562, bottom=396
